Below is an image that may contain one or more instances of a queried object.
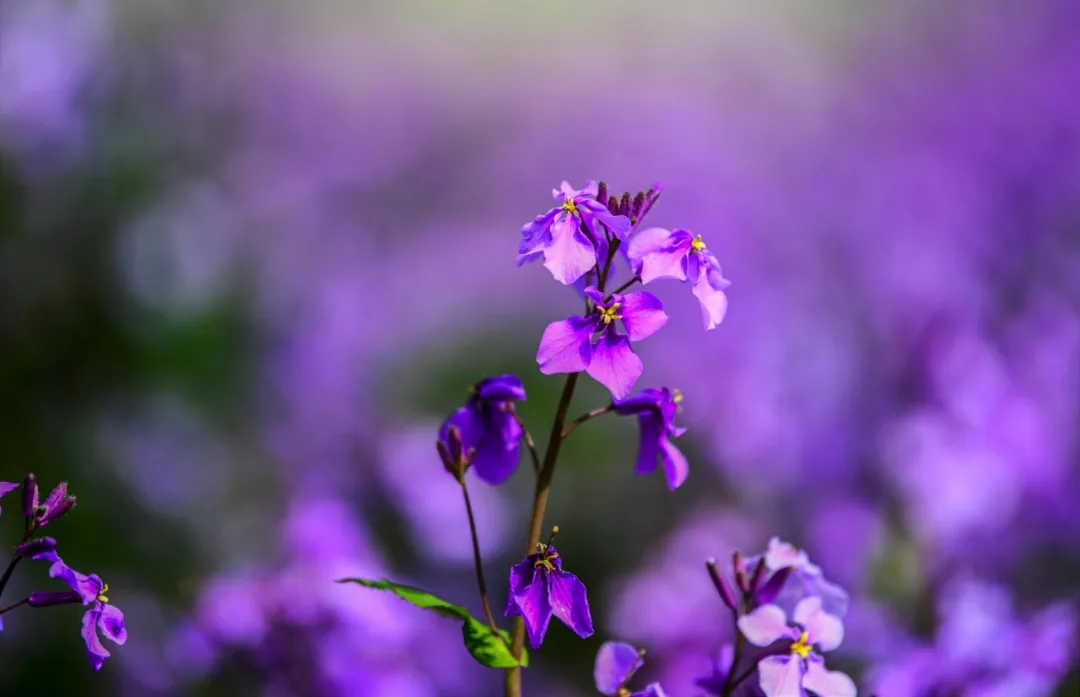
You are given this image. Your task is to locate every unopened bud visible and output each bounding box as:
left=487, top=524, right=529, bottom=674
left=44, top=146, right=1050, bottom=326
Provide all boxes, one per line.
left=22, top=473, right=38, bottom=520
left=596, top=181, right=608, bottom=207
left=756, top=566, right=794, bottom=606
left=733, top=551, right=750, bottom=594
left=706, top=558, right=739, bottom=612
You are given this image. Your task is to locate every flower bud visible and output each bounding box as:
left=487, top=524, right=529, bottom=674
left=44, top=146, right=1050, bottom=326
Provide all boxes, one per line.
left=17, top=537, right=57, bottom=559
left=437, top=426, right=472, bottom=481
left=756, top=566, right=794, bottom=606
left=596, top=181, right=608, bottom=208
left=22, top=473, right=38, bottom=520
left=706, top=558, right=739, bottom=612
left=733, top=551, right=750, bottom=594
left=28, top=590, right=84, bottom=608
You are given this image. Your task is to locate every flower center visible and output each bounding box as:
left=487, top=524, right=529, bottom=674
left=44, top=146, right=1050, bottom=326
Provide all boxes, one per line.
left=672, top=389, right=684, bottom=404
left=97, top=583, right=110, bottom=604
left=562, top=198, right=579, bottom=216
left=533, top=544, right=560, bottom=573
left=598, top=302, right=622, bottom=325
left=691, top=234, right=707, bottom=252
left=790, top=631, right=812, bottom=660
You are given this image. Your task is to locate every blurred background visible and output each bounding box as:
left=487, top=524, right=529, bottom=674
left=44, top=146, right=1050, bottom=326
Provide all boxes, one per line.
left=1, top=0, right=1079, bottom=695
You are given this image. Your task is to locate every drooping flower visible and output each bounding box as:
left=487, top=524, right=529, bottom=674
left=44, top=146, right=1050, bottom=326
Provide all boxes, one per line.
left=614, top=387, right=689, bottom=490
left=49, top=561, right=127, bottom=672
left=438, top=375, right=526, bottom=485
left=0, top=481, right=19, bottom=517
left=594, top=640, right=666, bottom=697
left=745, top=538, right=849, bottom=619
left=737, top=597, right=856, bottom=697
left=537, top=286, right=667, bottom=399
left=627, top=227, right=731, bottom=330
left=518, top=180, right=632, bottom=285
left=504, top=539, right=593, bottom=649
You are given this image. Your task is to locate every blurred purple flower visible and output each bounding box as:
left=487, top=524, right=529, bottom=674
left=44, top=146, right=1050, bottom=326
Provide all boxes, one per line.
left=0, top=482, right=18, bottom=517
left=594, top=640, right=643, bottom=695
left=504, top=542, right=593, bottom=649
left=738, top=597, right=855, bottom=697
left=439, top=375, right=526, bottom=485
left=745, top=538, right=849, bottom=619
left=538, top=286, right=667, bottom=399
left=628, top=227, right=731, bottom=330
left=518, top=180, right=631, bottom=285
left=614, top=387, right=689, bottom=490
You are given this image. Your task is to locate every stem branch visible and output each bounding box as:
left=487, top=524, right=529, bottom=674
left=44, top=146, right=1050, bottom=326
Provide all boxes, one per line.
left=562, top=404, right=614, bottom=439
left=459, top=476, right=503, bottom=642
left=510, top=408, right=541, bottom=475
left=0, top=598, right=28, bottom=615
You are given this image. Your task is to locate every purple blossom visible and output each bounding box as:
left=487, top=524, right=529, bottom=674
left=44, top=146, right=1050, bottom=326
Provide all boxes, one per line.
left=627, top=227, right=731, bottom=330
left=49, top=562, right=127, bottom=672
left=614, top=387, right=689, bottom=490
left=33, top=480, right=77, bottom=527
left=745, top=538, right=849, bottom=619
left=438, top=375, right=526, bottom=485
left=594, top=640, right=667, bottom=697
left=0, top=482, right=18, bottom=517
left=504, top=542, right=593, bottom=649
left=738, top=597, right=855, bottom=697
left=537, top=286, right=668, bottom=399
left=518, top=180, right=632, bottom=285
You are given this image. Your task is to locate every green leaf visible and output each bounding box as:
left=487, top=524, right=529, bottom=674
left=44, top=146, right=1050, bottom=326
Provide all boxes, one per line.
left=338, top=577, right=528, bottom=668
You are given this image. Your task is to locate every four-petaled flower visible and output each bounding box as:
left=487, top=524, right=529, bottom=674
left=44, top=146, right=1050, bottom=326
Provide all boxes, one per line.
left=594, top=640, right=667, bottom=697
left=737, top=597, right=856, bottom=697
left=518, top=180, right=632, bottom=285
left=614, top=387, right=689, bottom=489
left=50, top=562, right=127, bottom=672
left=627, top=227, right=731, bottom=330
left=439, top=375, right=527, bottom=485
left=537, top=286, right=667, bottom=399
left=504, top=541, right=593, bottom=649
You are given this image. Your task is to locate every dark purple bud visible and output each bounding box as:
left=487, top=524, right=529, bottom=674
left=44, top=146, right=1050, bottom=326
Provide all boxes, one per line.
left=619, top=192, right=632, bottom=217
left=733, top=551, right=750, bottom=594
left=607, top=195, right=619, bottom=215
left=22, top=473, right=38, bottom=520
left=437, top=426, right=472, bottom=480
left=756, top=566, right=794, bottom=606
left=28, top=590, right=84, bottom=607
left=596, top=181, right=608, bottom=207
left=17, top=537, right=57, bottom=559
left=37, top=490, right=76, bottom=527
left=640, top=182, right=663, bottom=220
left=706, top=559, right=738, bottom=612
left=748, top=557, right=767, bottom=594
left=630, top=192, right=646, bottom=223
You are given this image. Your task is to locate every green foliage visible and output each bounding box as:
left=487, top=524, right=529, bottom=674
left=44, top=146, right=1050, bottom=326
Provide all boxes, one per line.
left=337, top=577, right=528, bottom=669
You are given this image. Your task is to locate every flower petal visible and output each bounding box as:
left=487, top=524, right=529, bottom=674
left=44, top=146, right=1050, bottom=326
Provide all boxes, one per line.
left=620, top=291, right=668, bottom=342
left=631, top=683, right=669, bottom=697
left=758, top=655, right=806, bottom=697
left=738, top=604, right=796, bottom=647
left=594, top=641, right=641, bottom=695
left=794, top=597, right=844, bottom=652
left=659, top=436, right=689, bottom=490
left=549, top=569, right=594, bottom=639
left=50, top=564, right=101, bottom=605
left=627, top=227, right=691, bottom=282
left=537, top=316, right=593, bottom=375
left=518, top=576, right=554, bottom=649
left=613, top=388, right=662, bottom=415
left=634, top=413, right=665, bottom=476
left=802, top=655, right=856, bottom=697
left=81, top=609, right=111, bottom=672
left=504, top=558, right=535, bottom=616
left=585, top=329, right=642, bottom=400
left=692, top=275, right=729, bottom=331
left=98, top=604, right=127, bottom=645
left=543, top=215, right=598, bottom=285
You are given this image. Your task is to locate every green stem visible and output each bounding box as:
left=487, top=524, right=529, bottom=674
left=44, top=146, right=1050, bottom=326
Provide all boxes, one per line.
left=562, top=404, right=614, bottom=439
left=459, top=476, right=503, bottom=642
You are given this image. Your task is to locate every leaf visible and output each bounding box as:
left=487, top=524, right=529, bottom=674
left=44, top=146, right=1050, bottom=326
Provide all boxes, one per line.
left=338, top=577, right=528, bottom=668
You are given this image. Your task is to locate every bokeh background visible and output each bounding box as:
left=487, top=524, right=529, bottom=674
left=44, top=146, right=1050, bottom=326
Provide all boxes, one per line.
left=2, top=0, right=1079, bottom=695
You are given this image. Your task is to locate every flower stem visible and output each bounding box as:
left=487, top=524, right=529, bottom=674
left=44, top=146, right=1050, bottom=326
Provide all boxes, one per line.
left=607, top=275, right=641, bottom=298
left=562, top=403, right=614, bottom=439
left=0, top=530, right=31, bottom=601
left=720, top=623, right=747, bottom=697
left=504, top=371, right=580, bottom=697
left=0, top=598, right=28, bottom=615
left=510, top=407, right=541, bottom=474
left=458, top=476, right=504, bottom=642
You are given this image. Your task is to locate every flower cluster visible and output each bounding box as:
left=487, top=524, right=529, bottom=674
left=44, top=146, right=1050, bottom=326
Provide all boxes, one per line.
left=0, top=475, right=126, bottom=672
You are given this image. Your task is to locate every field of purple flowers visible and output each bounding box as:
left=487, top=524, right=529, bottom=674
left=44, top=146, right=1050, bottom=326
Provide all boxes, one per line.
left=1, top=1, right=1078, bottom=696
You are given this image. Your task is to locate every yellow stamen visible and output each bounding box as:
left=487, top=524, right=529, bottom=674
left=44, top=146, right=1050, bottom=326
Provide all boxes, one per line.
left=691, top=235, right=706, bottom=252
left=533, top=550, right=559, bottom=572
left=672, top=389, right=684, bottom=404
left=790, top=631, right=812, bottom=660
left=562, top=198, right=579, bottom=216
left=599, top=302, right=622, bottom=325
left=97, top=583, right=110, bottom=604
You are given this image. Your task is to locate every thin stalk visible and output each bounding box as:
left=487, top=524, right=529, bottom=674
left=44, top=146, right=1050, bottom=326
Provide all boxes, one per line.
left=607, top=275, right=640, bottom=298
left=562, top=404, right=614, bottom=439
left=0, top=530, right=32, bottom=600
left=0, top=598, right=28, bottom=615
left=510, top=408, right=541, bottom=474
left=459, top=477, right=503, bottom=641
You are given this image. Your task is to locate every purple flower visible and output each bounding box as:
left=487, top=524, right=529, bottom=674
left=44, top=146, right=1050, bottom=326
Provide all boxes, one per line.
left=17, top=536, right=59, bottom=563
left=627, top=227, right=731, bottom=330
left=33, top=480, right=77, bottom=527
left=0, top=481, right=19, bottom=517
left=614, top=387, right=689, bottom=490
left=737, top=597, right=856, bottom=697
left=537, top=286, right=667, bottom=399
left=438, top=375, right=526, bottom=485
left=28, top=590, right=84, bottom=607
left=504, top=542, right=593, bottom=649
left=593, top=640, right=667, bottom=697
left=745, top=538, right=849, bottom=619
left=518, top=180, right=632, bottom=285
left=49, top=562, right=127, bottom=672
